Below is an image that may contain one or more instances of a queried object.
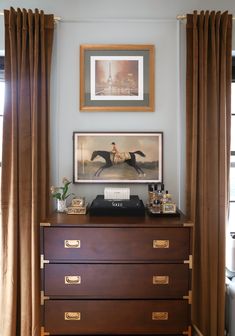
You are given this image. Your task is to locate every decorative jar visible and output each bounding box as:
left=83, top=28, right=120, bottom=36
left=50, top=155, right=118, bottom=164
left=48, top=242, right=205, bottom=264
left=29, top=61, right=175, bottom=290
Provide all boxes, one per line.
left=57, top=199, right=67, bottom=213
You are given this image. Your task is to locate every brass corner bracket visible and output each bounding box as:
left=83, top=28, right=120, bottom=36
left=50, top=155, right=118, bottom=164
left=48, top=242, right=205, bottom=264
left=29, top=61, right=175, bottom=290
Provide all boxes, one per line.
left=40, top=254, right=49, bottom=269
left=183, top=325, right=192, bottom=336
left=183, top=222, right=194, bottom=227
left=41, top=326, right=50, bottom=336
left=184, top=255, right=193, bottom=269
left=40, top=291, right=50, bottom=306
left=40, top=222, right=51, bottom=227
left=183, top=290, right=192, bottom=304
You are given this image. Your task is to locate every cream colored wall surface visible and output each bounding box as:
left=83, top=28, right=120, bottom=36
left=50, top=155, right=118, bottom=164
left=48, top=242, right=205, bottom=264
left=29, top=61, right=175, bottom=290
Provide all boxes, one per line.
left=0, top=0, right=235, bottom=208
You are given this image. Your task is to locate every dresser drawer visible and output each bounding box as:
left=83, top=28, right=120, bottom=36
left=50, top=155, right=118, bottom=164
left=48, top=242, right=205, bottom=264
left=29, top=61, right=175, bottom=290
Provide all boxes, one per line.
left=43, top=227, right=190, bottom=261
left=44, top=299, right=189, bottom=335
left=44, top=263, right=189, bottom=298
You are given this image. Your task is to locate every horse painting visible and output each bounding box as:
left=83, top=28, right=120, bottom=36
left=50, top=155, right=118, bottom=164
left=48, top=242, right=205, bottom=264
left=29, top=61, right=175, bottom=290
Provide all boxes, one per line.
left=90, top=150, right=146, bottom=177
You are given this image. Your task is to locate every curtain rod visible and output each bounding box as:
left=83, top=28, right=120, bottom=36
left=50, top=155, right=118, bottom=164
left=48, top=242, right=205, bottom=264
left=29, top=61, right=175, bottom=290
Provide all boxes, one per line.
left=0, top=11, right=61, bottom=22
left=1, top=11, right=234, bottom=22
left=177, top=14, right=235, bottom=20
left=0, top=11, right=179, bottom=23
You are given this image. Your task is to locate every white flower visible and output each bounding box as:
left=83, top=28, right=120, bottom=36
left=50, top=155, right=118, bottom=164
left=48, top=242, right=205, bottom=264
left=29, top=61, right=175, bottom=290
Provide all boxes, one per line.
left=50, top=177, right=74, bottom=200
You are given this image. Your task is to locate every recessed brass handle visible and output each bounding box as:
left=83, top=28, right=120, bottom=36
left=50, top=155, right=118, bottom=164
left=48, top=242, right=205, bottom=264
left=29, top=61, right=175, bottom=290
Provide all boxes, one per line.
left=153, top=240, right=169, bottom=249
left=65, top=275, right=81, bottom=285
left=64, top=312, right=81, bottom=320
left=152, top=275, right=169, bottom=285
left=64, top=240, right=80, bottom=248
left=152, top=312, right=168, bottom=320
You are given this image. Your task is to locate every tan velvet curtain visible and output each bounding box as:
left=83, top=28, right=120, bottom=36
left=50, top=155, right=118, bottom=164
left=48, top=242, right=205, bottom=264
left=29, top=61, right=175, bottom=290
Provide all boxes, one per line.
left=186, top=11, right=232, bottom=336
left=0, top=8, right=54, bottom=336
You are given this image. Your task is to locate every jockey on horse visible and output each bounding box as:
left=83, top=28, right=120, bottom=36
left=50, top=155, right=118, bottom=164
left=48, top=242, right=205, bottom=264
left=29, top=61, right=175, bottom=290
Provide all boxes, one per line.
left=110, top=142, right=131, bottom=164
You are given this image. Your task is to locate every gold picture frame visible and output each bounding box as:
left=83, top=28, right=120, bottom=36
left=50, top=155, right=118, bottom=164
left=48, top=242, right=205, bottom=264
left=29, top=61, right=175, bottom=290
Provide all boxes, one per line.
left=80, top=44, right=154, bottom=112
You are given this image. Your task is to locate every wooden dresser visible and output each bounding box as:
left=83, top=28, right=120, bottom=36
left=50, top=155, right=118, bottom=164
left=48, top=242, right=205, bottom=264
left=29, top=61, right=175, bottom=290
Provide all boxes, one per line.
left=40, top=213, right=192, bottom=336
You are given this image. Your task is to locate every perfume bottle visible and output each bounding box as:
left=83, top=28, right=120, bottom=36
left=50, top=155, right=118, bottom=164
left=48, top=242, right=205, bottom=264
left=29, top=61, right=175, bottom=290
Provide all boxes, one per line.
left=162, top=190, right=172, bottom=203
left=148, top=184, right=155, bottom=206
left=154, top=183, right=164, bottom=204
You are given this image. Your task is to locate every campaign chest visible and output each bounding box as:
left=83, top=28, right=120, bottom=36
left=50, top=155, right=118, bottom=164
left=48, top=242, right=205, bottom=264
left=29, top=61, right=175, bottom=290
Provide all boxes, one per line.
left=40, top=213, right=192, bottom=336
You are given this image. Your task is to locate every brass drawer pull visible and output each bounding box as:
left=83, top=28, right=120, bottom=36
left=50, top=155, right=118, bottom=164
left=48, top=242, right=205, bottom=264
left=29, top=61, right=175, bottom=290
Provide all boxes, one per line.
left=152, top=312, right=168, bottom=320
left=153, top=275, right=169, bottom=285
left=65, top=275, right=81, bottom=285
left=64, top=312, right=81, bottom=320
left=153, top=239, right=169, bottom=249
left=64, top=240, right=80, bottom=248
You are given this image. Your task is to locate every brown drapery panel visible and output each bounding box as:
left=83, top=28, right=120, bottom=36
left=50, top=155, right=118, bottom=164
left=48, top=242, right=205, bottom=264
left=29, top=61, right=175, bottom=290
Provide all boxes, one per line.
left=0, top=7, right=54, bottom=336
left=186, top=11, right=232, bottom=336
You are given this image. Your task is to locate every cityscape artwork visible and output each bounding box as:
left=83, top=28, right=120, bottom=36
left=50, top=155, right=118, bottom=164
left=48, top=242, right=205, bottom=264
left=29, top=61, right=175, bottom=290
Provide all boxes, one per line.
left=80, top=44, right=154, bottom=111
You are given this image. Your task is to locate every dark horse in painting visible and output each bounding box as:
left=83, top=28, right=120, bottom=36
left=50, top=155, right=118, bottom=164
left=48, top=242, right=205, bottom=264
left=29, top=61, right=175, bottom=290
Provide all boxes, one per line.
left=90, top=150, right=146, bottom=177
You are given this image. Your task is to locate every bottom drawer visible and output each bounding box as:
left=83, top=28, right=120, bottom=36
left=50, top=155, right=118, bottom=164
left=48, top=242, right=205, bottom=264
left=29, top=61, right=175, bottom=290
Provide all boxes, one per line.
left=44, top=300, right=189, bottom=335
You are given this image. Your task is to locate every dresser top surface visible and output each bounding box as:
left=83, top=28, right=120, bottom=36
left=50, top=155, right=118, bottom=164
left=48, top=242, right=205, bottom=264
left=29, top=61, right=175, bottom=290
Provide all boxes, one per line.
left=41, top=212, right=191, bottom=228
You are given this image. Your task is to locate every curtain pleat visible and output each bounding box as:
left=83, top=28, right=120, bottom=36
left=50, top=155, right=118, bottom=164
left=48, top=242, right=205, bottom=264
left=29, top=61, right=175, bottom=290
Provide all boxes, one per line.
left=186, top=10, right=232, bottom=336
left=0, top=7, right=54, bottom=336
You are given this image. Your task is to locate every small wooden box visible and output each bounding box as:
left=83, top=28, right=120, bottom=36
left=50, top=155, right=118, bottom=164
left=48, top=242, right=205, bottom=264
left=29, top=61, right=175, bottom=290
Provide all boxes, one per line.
left=67, top=205, right=87, bottom=215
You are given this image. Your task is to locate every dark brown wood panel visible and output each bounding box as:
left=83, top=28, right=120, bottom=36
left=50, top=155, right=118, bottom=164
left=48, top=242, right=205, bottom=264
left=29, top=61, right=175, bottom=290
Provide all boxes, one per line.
left=44, top=300, right=189, bottom=335
left=42, top=212, right=187, bottom=228
left=44, top=263, right=189, bottom=298
left=43, top=227, right=190, bottom=261
left=41, top=214, right=192, bottom=335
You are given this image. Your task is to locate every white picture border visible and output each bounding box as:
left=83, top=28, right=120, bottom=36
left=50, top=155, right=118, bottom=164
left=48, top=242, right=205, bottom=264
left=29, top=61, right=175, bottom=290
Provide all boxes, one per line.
left=90, top=56, right=144, bottom=101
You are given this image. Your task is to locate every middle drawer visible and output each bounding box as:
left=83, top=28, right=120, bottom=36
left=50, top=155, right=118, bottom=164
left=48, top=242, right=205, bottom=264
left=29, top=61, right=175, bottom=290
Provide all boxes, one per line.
left=44, top=263, right=189, bottom=298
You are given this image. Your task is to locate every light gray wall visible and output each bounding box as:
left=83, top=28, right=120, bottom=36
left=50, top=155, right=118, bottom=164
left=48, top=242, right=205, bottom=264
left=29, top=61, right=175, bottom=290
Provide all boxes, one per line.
left=53, top=19, right=180, bottom=206
left=0, top=0, right=235, bottom=209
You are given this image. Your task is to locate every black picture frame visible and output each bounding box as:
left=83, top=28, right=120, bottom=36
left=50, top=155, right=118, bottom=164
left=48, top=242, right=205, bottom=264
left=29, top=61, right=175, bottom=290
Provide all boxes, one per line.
left=73, top=132, right=163, bottom=183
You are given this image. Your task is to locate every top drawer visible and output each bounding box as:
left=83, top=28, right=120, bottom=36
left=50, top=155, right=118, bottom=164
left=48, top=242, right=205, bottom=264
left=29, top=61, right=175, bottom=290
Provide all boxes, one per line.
left=43, top=227, right=190, bottom=262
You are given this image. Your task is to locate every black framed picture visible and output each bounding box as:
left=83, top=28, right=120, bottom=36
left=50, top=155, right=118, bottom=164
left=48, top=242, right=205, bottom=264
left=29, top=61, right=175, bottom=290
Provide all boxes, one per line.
left=73, top=132, right=163, bottom=183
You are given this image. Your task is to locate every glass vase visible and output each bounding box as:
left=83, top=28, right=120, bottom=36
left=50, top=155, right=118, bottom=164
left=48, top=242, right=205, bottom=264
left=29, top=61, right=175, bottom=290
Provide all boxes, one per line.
left=57, top=199, right=67, bottom=213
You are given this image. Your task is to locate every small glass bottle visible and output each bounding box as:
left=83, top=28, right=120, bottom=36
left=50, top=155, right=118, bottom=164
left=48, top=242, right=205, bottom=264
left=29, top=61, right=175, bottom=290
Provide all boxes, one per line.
left=148, top=184, right=155, bottom=206
left=154, top=184, right=162, bottom=204
left=162, top=190, right=172, bottom=203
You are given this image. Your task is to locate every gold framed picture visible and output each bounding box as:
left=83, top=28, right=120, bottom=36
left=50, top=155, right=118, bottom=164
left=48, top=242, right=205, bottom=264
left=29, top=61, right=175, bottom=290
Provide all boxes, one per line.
left=71, top=197, right=85, bottom=207
left=80, top=44, right=154, bottom=112
left=162, top=203, right=176, bottom=214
